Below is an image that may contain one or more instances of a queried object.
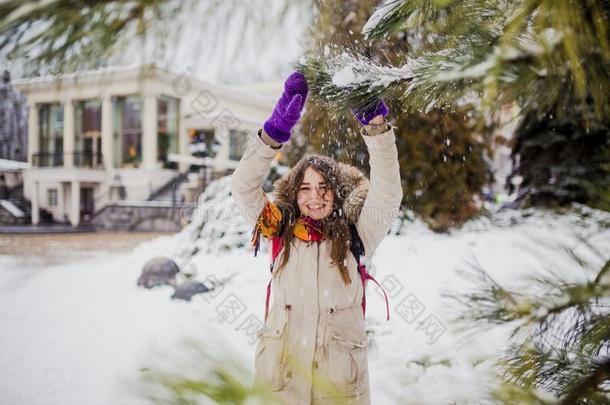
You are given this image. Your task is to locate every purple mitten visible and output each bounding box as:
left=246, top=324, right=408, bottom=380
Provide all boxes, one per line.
left=263, top=72, right=308, bottom=143
left=352, top=99, right=388, bottom=125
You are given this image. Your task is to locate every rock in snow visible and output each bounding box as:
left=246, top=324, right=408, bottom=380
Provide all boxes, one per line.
left=137, top=256, right=180, bottom=289
left=170, top=281, right=211, bottom=302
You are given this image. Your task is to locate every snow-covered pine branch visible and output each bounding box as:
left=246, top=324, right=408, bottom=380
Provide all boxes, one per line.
left=300, top=0, right=609, bottom=122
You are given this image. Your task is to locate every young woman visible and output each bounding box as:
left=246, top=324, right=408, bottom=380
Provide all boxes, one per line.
left=231, top=71, right=402, bottom=404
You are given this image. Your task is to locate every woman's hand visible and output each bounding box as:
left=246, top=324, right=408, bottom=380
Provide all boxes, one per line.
left=262, top=71, right=308, bottom=145
left=353, top=100, right=390, bottom=136
left=352, top=99, right=388, bottom=125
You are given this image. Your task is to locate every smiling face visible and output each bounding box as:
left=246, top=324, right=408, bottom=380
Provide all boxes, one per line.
left=297, top=166, right=335, bottom=220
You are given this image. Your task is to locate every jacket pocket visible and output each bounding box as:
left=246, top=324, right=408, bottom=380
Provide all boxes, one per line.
left=254, top=310, right=290, bottom=391
left=326, top=321, right=368, bottom=396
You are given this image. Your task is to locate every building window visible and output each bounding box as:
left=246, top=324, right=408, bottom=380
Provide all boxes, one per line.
left=75, top=99, right=102, bottom=168
left=189, top=129, right=219, bottom=159
left=38, top=103, right=64, bottom=166
left=47, top=189, right=58, bottom=207
left=157, top=96, right=179, bottom=169
left=113, top=96, right=142, bottom=168
left=229, top=130, right=248, bottom=161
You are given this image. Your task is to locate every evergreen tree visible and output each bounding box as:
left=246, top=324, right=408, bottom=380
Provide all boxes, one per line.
left=396, top=107, right=493, bottom=231
left=507, top=100, right=610, bottom=211
left=0, top=71, right=27, bottom=162
left=0, top=0, right=175, bottom=74
left=446, top=240, right=610, bottom=403
left=0, top=0, right=307, bottom=80
left=298, top=0, right=610, bottom=211
left=296, top=0, right=380, bottom=165
left=297, top=0, right=494, bottom=231
left=299, top=0, right=609, bottom=122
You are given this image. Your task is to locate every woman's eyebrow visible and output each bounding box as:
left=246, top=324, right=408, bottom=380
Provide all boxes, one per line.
left=300, top=181, right=326, bottom=186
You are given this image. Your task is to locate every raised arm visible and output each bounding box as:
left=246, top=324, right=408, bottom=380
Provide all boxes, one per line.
left=230, top=71, right=308, bottom=226
left=230, top=130, right=282, bottom=226
left=354, top=107, right=403, bottom=257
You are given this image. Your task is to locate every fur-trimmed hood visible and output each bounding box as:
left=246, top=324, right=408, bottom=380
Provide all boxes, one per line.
left=271, top=155, right=369, bottom=224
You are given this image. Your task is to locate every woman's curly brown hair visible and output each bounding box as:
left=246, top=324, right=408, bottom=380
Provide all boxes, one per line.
left=272, top=154, right=354, bottom=285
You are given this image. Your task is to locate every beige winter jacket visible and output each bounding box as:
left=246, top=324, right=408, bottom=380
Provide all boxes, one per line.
left=230, top=124, right=403, bottom=404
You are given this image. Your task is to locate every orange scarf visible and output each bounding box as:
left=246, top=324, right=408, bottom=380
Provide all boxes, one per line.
left=250, top=197, right=326, bottom=256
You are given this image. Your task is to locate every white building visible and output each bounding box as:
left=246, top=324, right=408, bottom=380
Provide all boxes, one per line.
left=13, top=64, right=282, bottom=227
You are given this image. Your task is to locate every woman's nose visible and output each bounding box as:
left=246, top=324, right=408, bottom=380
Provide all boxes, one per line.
left=313, top=187, right=327, bottom=199
left=304, top=190, right=319, bottom=201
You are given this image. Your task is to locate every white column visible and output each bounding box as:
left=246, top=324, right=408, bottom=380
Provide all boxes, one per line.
left=27, top=103, right=39, bottom=166
left=70, top=180, right=80, bottom=226
left=142, top=93, right=158, bottom=170
left=31, top=181, right=40, bottom=225
left=178, top=99, right=189, bottom=172
left=57, top=182, right=65, bottom=223
left=63, top=99, right=75, bottom=168
left=101, top=95, right=113, bottom=169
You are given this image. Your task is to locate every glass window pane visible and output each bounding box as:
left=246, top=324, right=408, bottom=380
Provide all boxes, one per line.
left=229, top=130, right=248, bottom=160
left=38, top=103, right=64, bottom=166
left=113, top=95, right=142, bottom=168
left=157, top=95, right=179, bottom=169
left=189, top=129, right=218, bottom=159
left=47, top=189, right=57, bottom=206
left=75, top=99, right=102, bottom=167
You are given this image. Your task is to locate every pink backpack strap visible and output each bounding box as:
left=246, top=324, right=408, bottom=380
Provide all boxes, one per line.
left=265, top=237, right=284, bottom=322
left=271, top=236, right=284, bottom=261
left=359, top=263, right=390, bottom=321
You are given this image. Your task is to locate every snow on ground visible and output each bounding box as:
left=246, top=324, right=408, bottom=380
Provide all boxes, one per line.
left=0, top=190, right=608, bottom=404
